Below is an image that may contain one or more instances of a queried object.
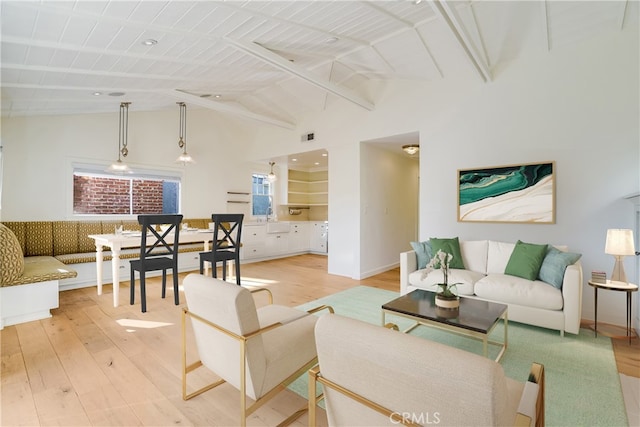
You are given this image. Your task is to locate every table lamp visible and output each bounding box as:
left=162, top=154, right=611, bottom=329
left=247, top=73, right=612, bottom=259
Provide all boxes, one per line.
left=604, top=229, right=635, bottom=283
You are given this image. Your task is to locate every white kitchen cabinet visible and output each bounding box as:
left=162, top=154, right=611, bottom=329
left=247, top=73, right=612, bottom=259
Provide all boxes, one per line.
left=289, top=222, right=310, bottom=253
left=266, top=233, right=289, bottom=256
left=241, top=224, right=267, bottom=260
left=309, top=221, right=328, bottom=254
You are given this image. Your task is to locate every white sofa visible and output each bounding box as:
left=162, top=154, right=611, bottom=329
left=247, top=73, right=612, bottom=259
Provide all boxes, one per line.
left=400, top=240, right=583, bottom=336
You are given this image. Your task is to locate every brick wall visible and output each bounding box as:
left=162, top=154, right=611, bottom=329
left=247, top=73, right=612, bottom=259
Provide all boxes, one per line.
left=73, top=175, right=164, bottom=214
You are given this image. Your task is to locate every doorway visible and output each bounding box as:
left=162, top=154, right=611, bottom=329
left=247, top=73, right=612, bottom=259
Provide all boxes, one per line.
left=359, top=131, right=420, bottom=279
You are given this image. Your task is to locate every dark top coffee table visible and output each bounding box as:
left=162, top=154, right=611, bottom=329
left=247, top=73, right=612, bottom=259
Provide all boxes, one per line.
left=382, top=290, right=508, bottom=361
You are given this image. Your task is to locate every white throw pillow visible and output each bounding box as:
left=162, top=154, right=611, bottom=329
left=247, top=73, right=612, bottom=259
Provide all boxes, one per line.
left=486, top=241, right=516, bottom=274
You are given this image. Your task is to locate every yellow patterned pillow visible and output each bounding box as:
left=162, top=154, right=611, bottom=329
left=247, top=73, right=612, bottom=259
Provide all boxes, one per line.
left=0, top=223, right=24, bottom=286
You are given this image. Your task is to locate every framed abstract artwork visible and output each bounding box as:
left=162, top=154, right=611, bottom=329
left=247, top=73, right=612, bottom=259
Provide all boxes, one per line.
left=458, top=161, right=555, bottom=224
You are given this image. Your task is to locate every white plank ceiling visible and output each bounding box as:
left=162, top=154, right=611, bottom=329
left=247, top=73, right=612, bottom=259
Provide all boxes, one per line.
left=1, top=0, right=637, bottom=128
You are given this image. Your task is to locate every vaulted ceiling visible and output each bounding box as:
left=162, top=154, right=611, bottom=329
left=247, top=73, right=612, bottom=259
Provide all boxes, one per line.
left=1, top=1, right=637, bottom=129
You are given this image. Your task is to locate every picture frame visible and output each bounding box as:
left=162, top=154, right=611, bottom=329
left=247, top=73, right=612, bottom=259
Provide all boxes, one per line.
left=457, top=161, right=555, bottom=224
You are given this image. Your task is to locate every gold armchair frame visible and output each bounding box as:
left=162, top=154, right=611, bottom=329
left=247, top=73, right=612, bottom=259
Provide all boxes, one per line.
left=182, top=287, right=333, bottom=427
left=308, top=361, right=545, bottom=427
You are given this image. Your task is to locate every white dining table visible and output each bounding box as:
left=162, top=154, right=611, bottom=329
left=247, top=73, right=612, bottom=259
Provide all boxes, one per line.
left=88, top=229, right=213, bottom=307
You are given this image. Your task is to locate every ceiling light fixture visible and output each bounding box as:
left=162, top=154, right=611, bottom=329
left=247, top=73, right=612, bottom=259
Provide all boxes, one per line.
left=108, top=102, right=132, bottom=174
left=176, top=102, right=194, bottom=165
left=92, top=91, right=102, bottom=96
left=142, top=39, right=158, bottom=46
left=268, top=161, right=277, bottom=182
left=402, top=144, right=420, bottom=156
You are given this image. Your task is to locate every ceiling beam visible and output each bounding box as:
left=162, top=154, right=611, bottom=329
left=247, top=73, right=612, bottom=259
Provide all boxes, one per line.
left=164, top=90, right=296, bottom=130
left=428, top=0, right=491, bottom=82
left=541, top=0, right=551, bottom=51
left=224, top=37, right=375, bottom=111
left=618, top=0, right=629, bottom=30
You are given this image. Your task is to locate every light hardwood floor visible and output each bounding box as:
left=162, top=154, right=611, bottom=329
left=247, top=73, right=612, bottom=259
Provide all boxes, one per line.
left=1, top=254, right=637, bottom=426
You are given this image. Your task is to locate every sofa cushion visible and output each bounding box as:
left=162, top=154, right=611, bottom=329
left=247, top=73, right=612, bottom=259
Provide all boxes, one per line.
left=53, top=221, right=79, bottom=256
left=474, top=274, right=563, bottom=310
left=8, top=256, right=77, bottom=286
left=504, top=241, right=548, bottom=281
left=77, top=221, right=104, bottom=253
left=2, top=222, right=26, bottom=254
left=410, top=241, right=432, bottom=269
left=0, top=224, right=25, bottom=286
left=409, top=268, right=483, bottom=296
left=487, top=241, right=516, bottom=274
left=429, top=237, right=465, bottom=269
left=538, top=247, right=582, bottom=289
left=24, top=221, right=53, bottom=256
left=460, top=240, right=489, bottom=274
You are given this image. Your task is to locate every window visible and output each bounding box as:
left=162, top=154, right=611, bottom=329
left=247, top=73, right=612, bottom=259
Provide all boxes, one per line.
left=73, top=167, right=181, bottom=215
left=252, top=173, right=273, bottom=217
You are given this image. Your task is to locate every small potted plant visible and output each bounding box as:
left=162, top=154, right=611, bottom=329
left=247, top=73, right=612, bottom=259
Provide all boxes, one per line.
left=422, top=249, right=460, bottom=309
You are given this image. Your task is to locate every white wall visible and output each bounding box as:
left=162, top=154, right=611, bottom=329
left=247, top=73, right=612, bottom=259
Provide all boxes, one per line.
left=1, top=108, right=266, bottom=220
left=1, top=26, right=638, bottom=327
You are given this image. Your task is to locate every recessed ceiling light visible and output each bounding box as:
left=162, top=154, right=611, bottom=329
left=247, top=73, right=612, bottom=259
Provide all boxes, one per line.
left=142, top=39, right=158, bottom=46
left=314, top=162, right=320, bottom=165
left=292, top=158, right=298, bottom=162
left=322, top=153, right=328, bottom=157
left=108, top=92, right=126, bottom=97
left=215, top=94, right=221, bottom=98
left=92, top=92, right=102, bottom=96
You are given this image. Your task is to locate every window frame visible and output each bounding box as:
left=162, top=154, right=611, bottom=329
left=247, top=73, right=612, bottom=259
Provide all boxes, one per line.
left=251, top=172, right=274, bottom=219
left=69, top=160, right=183, bottom=219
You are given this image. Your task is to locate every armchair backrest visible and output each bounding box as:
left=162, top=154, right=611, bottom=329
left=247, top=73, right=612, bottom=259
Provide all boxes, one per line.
left=315, top=314, right=514, bottom=426
left=183, top=274, right=266, bottom=399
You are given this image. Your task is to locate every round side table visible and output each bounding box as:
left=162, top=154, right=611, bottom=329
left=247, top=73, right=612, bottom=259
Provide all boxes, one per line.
left=587, top=280, right=638, bottom=344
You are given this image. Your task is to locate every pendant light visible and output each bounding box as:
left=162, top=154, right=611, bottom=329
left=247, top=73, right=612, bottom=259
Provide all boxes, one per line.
left=108, top=102, right=132, bottom=173
left=176, top=102, right=194, bottom=164
left=267, top=161, right=277, bottom=181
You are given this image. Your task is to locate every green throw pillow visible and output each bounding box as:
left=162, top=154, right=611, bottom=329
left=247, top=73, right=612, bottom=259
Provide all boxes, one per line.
left=429, top=237, right=465, bottom=269
left=505, top=240, right=548, bottom=281
left=410, top=241, right=432, bottom=269
left=538, top=247, right=582, bottom=289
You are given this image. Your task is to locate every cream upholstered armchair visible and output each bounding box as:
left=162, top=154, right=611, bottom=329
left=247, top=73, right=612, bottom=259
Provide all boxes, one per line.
left=309, top=314, right=544, bottom=427
left=181, top=273, right=333, bottom=427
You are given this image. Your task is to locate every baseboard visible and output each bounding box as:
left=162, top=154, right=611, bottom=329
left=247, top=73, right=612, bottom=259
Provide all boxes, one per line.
left=356, top=261, right=399, bottom=280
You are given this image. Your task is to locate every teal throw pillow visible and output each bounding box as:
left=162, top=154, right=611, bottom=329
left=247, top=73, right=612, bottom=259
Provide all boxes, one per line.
left=538, top=247, right=582, bottom=289
left=429, top=237, right=465, bottom=269
left=410, top=241, right=432, bottom=269
left=504, top=240, right=548, bottom=281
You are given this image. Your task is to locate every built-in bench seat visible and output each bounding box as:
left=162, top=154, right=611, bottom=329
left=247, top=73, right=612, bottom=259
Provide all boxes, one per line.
left=0, top=218, right=211, bottom=329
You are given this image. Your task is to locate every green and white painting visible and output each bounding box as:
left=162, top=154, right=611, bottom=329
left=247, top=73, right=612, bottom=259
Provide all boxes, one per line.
left=458, top=162, right=555, bottom=223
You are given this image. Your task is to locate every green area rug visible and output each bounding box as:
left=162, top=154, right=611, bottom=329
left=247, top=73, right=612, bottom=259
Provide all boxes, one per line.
left=292, top=286, right=628, bottom=427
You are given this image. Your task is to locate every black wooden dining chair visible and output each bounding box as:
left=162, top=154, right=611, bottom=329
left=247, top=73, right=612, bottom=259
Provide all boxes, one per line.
left=199, top=214, right=244, bottom=285
left=130, top=214, right=183, bottom=312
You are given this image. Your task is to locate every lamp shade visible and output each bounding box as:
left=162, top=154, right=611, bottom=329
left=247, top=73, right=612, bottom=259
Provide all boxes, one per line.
left=605, top=229, right=635, bottom=256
